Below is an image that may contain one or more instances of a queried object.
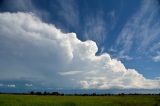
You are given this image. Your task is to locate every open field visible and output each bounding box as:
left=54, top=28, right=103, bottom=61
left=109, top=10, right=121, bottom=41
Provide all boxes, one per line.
left=0, top=94, right=160, bottom=106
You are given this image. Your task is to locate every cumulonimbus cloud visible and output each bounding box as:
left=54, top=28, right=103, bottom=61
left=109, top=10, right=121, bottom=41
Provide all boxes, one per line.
left=0, top=12, right=159, bottom=89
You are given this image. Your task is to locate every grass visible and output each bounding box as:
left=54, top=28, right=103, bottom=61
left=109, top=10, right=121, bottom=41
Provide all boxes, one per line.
left=0, top=94, right=160, bottom=106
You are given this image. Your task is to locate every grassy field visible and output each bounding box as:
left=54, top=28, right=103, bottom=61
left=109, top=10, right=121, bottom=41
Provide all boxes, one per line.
left=0, top=94, right=160, bottom=106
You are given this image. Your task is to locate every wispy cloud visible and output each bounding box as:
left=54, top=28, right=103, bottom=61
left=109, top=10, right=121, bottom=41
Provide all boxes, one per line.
left=59, top=71, right=82, bottom=76
left=115, top=0, right=160, bottom=58
left=0, top=0, right=49, bottom=20
left=107, top=10, right=117, bottom=30
left=83, top=11, right=107, bottom=46
left=57, top=0, right=79, bottom=28
left=149, top=42, right=160, bottom=53
left=1, top=0, right=34, bottom=11
left=117, top=55, right=133, bottom=61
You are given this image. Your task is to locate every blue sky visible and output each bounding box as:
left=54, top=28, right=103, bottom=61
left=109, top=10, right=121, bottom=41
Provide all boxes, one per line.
left=0, top=0, right=160, bottom=90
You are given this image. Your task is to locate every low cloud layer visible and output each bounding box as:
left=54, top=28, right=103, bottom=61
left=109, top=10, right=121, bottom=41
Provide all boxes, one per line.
left=0, top=12, right=159, bottom=89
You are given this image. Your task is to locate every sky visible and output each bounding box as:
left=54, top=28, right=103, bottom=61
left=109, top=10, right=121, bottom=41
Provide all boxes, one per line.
left=0, top=0, right=160, bottom=90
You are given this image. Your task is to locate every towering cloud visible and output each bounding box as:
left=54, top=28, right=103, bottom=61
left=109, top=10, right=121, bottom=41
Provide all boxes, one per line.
left=0, top=12, right=159, bottom=89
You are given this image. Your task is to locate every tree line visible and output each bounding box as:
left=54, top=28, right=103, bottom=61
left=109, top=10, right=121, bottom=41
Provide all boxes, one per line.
left=0, top=91, right=160, bottom=96
left=24, top=91, right=160, bottom=96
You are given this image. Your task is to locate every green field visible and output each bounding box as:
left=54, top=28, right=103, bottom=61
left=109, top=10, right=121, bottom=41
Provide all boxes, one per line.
left=0, top=94, right=160, bottom=106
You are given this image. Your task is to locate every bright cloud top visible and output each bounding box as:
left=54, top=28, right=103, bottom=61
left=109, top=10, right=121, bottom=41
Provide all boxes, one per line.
left=0, top=12, right=159, bottom=89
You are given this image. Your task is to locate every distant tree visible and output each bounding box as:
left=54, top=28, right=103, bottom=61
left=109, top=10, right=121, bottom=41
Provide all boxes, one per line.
left=30, top=91, right=34, bottom=95
left=60, top=93, right=64, bottom=96
left=74, top=93, right=78, bottom=96
left=118, top=93, right=125, bottom=96
left=82, top=94, right=88, bottom=96
left=43, top=91, right=48, bottom=95
left=51, top=92, right=60, bottom=95
left=91, top=93, right=97, bottom=96
left=35, top=92, right=42, bottom=95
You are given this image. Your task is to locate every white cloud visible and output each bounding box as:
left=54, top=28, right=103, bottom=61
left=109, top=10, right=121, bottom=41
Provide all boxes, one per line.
left=7, top=84, right=16, bottom=88
left=153, top=56, right=160, bottom=62
left=0, top=12, right=159, bottom=89
left=153, top=52, right=160, bottom=62
left=25, top=83, right=33, bottom=87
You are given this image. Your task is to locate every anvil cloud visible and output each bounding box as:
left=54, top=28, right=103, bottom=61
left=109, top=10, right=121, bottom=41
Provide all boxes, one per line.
left=0, top=12, right=159, bottom=89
